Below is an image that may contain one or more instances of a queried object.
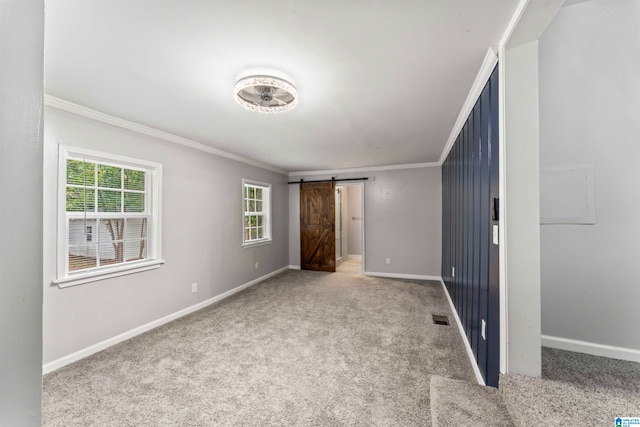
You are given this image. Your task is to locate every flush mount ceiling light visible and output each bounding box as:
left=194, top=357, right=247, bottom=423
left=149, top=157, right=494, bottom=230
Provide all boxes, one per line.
left=234, top=75, right=297, bottom=113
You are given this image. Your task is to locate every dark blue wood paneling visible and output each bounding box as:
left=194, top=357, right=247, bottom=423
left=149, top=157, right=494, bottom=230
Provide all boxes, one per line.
left=487, top=68, right=500, bottom=387
left=441, top=65, right=499, bottom=387
left=442, top=158, right=448, bottom=282
left=460, top=129, right=465, bottom=318
left=477, top=76, right=491, bottom=380
left=456, top=137, right=462, bottom=312
left=471, top=105, right=481, bottom=360
left=464, top=120, right=473, bottom=343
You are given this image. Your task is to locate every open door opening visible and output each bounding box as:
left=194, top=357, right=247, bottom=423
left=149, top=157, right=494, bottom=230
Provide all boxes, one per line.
left=335, top=187, right=343, bottom=263
left=300, top=181, right=364, bottom=274
left=336, top=184, right=363, bottom=275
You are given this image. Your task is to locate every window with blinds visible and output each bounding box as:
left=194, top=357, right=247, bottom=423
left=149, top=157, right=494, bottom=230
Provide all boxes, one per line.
left=242, top=180, right=272, bottom=246
left=57, top=146, right=163, bottom=285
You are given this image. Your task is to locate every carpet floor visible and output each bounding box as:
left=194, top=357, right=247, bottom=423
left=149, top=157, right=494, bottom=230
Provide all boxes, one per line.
left=429, top=375, right=513, bottom=427
left=542, top=347, right=640, bottom=395
left=43, top=270, right=475, bottom=426
left=501, top=347, right=640, bottom=426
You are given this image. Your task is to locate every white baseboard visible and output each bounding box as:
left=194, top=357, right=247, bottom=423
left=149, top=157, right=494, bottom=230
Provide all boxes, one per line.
left=347, top=254, right=362, bottom=259
left=542, top=335, right=640, bottom=363
left=364, top=271, right=442, bottom=281
left=43, top=266, right=290, bottom=375
left=288, top=265, right=301, bottom=270
left=439, top=279, right=486, bottom=386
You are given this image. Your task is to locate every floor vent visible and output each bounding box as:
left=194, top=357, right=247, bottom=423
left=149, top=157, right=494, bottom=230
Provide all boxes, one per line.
left=432, top=314, right=449, bottom=325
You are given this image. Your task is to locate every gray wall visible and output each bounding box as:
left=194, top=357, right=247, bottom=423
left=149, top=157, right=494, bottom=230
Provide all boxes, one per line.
left=43, top=107, right=289, bottom=364
left=289, top=167, right=442, bottom=277
left=0, top=0, right=44, bottom=424
left=539, top=0, right=640, bottom=350
left=347, top=186, right=363, bottom=256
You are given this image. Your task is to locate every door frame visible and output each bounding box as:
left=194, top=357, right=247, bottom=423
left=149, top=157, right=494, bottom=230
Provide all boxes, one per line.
left=294, top=180, right=365, bottom=274
left=335, top=182, right=365, bottom=274
left=335, top=186, right=345, bottom=266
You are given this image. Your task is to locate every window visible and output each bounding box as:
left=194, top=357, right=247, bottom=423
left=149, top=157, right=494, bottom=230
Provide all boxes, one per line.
left=242, top=179, right=271, bottom=246
left=55, top=146, right=163, bottom=287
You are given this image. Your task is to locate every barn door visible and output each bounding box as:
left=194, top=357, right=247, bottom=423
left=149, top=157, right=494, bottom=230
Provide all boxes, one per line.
left=300, top=182, right=336, bottom=272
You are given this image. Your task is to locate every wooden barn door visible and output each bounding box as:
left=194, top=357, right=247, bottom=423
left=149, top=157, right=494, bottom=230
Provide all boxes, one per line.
left=300, top=182, right=336, bottom=272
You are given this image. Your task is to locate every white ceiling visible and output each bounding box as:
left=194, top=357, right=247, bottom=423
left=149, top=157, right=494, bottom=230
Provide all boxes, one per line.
left=45, top=0, right=519, bottom=173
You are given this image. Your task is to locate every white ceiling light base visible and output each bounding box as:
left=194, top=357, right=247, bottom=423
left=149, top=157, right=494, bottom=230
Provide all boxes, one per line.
left=234, top=75, right=297, bottom=113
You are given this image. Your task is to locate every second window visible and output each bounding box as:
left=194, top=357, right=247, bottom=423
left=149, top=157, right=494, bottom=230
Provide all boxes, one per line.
left=243, top=180, right=271, bottom=245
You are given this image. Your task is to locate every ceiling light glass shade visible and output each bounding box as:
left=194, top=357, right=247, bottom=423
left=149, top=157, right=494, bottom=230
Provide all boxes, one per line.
left=234, top=75, right=297, bottom=113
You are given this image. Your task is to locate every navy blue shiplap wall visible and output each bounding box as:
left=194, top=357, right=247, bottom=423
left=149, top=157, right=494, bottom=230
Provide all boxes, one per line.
left=442, top=66, right=500, bottom=387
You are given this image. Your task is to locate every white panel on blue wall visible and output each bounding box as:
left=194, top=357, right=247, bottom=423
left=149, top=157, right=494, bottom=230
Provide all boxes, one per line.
left=541, top=164, right=595, bottom=224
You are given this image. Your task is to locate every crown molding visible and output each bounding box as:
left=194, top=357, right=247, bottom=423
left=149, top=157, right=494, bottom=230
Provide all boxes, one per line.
left=438, top=47, right=498, bottom=165
left=499, top=0, right=563, bottom=48
left=289, top=161, right=440, bottom=177
left=500, top=0, right=530, bottom=48
left=44, top=95, right=287, bottom=175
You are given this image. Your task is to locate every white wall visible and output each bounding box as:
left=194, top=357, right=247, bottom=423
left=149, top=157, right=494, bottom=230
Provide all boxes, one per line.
left=497, top=0, right=565, bottom=378
left=347, top=185, right=362, bottom=256
left=43, top=107, right=289, bottom=365
left=289, top=167, right=442, bottom=277
left=539, top=0, right=640, bottom=351
left=502, top=39, right=542, bottom=376
left=0, top=1, right=45, bottom=424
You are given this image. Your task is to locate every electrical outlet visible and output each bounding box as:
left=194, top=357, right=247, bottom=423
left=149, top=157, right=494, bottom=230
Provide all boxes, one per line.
left=481, top=319, right=486, bottom=340
left=452, top=266, right=455, bottom=278
left=191, top=283, right=198, bottom=293
left=386, top=257, right=391, bottom=265
left=254, top=261, right=259, bottom=270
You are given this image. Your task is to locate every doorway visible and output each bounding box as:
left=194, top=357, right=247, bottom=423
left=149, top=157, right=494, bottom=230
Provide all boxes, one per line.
left=335, top=184, right=363, bottom=275
left=299, top=181, right=364, bottom=274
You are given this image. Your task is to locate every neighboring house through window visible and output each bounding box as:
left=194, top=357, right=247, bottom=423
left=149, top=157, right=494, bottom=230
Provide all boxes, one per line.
left=242, top=179, right=272, bottom=246
left=55, top=146, right=163, bottom=287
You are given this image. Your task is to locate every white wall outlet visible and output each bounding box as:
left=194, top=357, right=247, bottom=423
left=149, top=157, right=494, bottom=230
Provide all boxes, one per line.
left=191, top=283, right=198, bottom=293
left=254, top=261, right=259, bottom=270
left=386, top=257, right=391, bottom=265
left=452, top=266, right=455, bottom=278
left=481, top=319, right=486, bottom=340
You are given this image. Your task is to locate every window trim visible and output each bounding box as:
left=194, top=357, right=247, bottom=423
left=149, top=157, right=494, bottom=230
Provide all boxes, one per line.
left=54, top=145, right=164, bottom=287
left=241, top=179, right=272, bottom=247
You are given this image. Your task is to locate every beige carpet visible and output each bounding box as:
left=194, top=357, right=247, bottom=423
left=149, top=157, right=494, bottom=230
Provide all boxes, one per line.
left=430, top=376, right=513, bottom=427
left=336, top=258, right=362, bottom=275
left=501, top=348, right=640, bottom=426
left=43, top=269, right=475, bottom=426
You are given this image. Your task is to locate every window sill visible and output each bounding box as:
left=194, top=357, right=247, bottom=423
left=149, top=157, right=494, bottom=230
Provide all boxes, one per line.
left=52, top=259, right=165, bottom=288
left=242, top=239, right=273, bottom=248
